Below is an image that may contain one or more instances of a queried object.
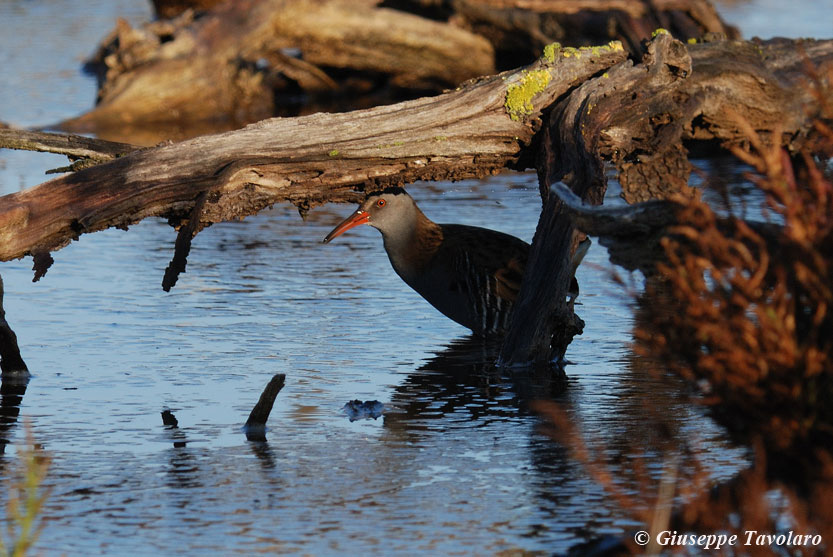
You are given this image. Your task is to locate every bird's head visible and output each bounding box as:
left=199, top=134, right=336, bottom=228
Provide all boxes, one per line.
left=323, top=187, right=417, bottom=243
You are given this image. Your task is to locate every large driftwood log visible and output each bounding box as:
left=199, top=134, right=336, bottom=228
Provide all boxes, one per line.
left=66, top=0, right=495, bottom=136
left=66, top=0, right=736, bottom=139
left=0, top=42, right=627, bottom=262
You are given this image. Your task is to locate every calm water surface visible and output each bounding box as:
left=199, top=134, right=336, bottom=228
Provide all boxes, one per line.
left=0, top=1, right=823, bottom=554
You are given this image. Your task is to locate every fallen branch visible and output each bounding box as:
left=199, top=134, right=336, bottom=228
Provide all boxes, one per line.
left=549, top=181, right=784, bottom=273
left=0, top=42, right=628, bottom=262
left=551, top=181, right=681, bottom=273
left=6, top=35, right=830, bottom=266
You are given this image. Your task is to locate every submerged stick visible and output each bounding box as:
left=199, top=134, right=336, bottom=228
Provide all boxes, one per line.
left=161, top=409, right=179, bottom=427
left=245, top=373, right=286, bottom=441
left=551, top=181, right=784, bottom=272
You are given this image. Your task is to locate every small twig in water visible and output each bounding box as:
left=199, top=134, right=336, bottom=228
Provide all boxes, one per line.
left=245, top=374, right=286, bottom=441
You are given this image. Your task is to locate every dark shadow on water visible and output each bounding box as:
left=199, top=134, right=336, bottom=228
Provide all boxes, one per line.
left=383, top=335, right=604, bottom=550
left=381, top=332, right=747, bottom=552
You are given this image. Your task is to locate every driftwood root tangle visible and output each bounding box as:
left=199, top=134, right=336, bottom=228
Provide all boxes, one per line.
left=498, top=33, right=833, bottom=363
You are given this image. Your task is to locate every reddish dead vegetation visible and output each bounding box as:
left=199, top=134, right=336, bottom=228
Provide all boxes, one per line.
left=638, top=123, right=833, bottom=462
left=537, top=72, right=833, bottom=554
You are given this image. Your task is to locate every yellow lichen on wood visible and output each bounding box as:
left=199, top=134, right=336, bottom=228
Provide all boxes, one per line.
left=542, top=42, right=561, bottom=63
left=504, top=69, right=551, bottom=121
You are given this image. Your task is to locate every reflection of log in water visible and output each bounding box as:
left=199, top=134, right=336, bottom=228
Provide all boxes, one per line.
left=158, top=410, right=201, bottom=488
left=165, top=445, right=202, bottom=490
left=383, top=336, right=567, bottom=436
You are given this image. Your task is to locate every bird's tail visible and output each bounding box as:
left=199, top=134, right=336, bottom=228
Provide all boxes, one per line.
left=566, top=237, right=591, bottom=302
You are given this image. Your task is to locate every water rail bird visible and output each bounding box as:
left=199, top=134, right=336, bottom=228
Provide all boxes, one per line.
left=323, top=187, right=588, bottom=337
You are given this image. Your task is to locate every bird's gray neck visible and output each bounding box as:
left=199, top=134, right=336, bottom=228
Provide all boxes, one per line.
left=377, top=207, right=440, bottom=280
left=379, top=211, right=419, bottom=276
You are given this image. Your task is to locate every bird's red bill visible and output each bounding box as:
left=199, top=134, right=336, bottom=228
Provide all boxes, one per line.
left=323, top=210, right=370, bottom=243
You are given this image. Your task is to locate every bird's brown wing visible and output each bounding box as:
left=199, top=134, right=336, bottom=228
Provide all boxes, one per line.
left=439, top=224, right=529, bottom=334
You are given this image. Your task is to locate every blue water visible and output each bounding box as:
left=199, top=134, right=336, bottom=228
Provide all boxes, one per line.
left=0, top=1, right=822, bottom=554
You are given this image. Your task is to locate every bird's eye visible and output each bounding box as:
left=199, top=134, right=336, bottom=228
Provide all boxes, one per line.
left=376, top=199, right=386, bottom=208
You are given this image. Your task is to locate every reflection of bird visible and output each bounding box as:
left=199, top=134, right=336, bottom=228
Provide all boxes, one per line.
left=323, top=187, right=588, bottom=337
